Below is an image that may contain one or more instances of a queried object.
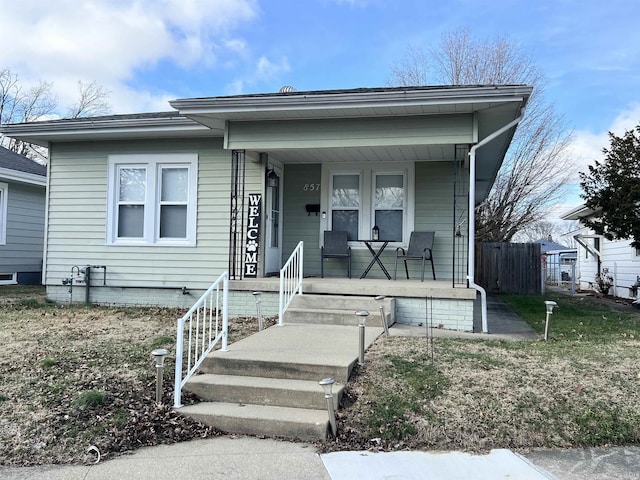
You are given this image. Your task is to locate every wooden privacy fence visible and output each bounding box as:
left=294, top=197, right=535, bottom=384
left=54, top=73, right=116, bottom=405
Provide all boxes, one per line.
left=475, top=242, right=542, bottom=294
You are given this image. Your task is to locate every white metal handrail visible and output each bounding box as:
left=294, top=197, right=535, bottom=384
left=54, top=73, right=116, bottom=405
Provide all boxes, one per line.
left=278, top=241, right=304, bottom=325
left=174, top=272, right=229, bottom=408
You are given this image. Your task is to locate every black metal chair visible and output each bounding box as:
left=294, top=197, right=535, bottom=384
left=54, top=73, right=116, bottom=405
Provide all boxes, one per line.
left=393, top=231, right=436, bottom=282
left=321, top=231, right=351, bottom=278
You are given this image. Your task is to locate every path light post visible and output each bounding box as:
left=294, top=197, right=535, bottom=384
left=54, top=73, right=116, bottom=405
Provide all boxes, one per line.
left=319, top=377, right=337, bottom=437
left=252, top=291, right=263, bottom=331
left=356, top=311, right=369, bottom=366
left=375, top=295, right=389, bottom=337
left=544, top=301, right=558, bottom=341
left=151, top=348, right=169, bottom=404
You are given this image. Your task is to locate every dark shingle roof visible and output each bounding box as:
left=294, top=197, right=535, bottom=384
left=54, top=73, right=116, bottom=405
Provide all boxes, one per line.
left=0, top=146, right=46, bottom=176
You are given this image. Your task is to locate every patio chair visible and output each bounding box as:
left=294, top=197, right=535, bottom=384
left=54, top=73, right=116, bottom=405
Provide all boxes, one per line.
left=321, top=231, right=351, bottom=278
left=394, top=231, right=436, bottom=282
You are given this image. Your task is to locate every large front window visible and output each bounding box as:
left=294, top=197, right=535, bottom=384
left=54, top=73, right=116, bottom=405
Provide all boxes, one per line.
left=327, top=165, right=412, bottom=244
left=107, top=154, right=197, bottom=246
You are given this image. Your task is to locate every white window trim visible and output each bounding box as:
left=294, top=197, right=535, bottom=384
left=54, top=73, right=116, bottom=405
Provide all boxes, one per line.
left=0, top=182, right=7, bottom=245
left=371, top=171, right=408, bottom=243
left=107, top=154, right=198, bottom=246
left=0, top=272, right=17, bottom=285
left=321, top=162, right=415, bottom=248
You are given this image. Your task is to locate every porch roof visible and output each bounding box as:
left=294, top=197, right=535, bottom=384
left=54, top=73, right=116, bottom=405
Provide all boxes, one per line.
left=0, top=85, right=531, bottom=202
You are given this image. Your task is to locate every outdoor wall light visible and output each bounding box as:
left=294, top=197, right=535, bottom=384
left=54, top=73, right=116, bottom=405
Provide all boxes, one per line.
left=356, top=310, right=369, bottom=366
left=319, top=377, right=337, bottom=437
left=151, top=348, right=169, bottom=404
left=267, top=169, right=279, bottom=188
left=544, top=301, right=558, bottom=341
left=375, top=295, right=389, bottom=337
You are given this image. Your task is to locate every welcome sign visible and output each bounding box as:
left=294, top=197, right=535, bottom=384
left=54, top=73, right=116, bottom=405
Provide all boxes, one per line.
left=244, top=193, right=262, bottom=278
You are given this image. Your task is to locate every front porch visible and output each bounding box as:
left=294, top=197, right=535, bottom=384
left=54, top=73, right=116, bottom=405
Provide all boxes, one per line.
left=228, top=277, right=477, bottom=332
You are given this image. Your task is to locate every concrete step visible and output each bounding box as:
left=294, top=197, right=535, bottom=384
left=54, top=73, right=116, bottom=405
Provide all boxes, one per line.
left=288, top=294, right=393, bottom=311
left=200, top=323, right=381, bottom=383
left=284, top=294, right=395, bottom=327
left=179, top=402, right=330, bottom=441
left=184, top=374, right=343, bottom=410
left=202, top=355, right=353, bottom=383
left=285, top=308, right=392, bottom=327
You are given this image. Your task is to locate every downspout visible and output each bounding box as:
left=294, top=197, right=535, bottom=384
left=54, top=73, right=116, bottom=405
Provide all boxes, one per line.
left=468, top=110, right=524, bottom=333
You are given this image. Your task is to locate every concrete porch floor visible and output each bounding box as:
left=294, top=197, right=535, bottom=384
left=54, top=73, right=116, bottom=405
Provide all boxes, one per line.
left=231, top=277, right=475, bottom=300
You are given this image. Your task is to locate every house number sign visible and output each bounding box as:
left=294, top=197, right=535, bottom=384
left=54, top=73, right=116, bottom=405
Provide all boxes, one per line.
left=244, top=193, right=262, bottom=278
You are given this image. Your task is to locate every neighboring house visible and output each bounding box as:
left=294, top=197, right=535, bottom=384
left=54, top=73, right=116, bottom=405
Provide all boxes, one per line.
left=0, top=147, right=46, bottom=285
left=0, top=85, right=531, bottom=330
left=534, top=235, right=577, bottom=284
left=561, top=204, right=640, bottom=299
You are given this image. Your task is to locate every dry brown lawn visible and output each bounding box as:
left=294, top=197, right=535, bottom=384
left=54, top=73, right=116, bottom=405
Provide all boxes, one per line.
left=2, top=286, right=640, bottom=465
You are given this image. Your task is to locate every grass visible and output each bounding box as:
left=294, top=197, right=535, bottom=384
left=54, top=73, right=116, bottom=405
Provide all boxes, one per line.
left=0, top=285, right=274, bottom=466
left=3, top=284, right=640, bottom=461
left=73, top=390, right=106, bottom=410
left=501, top=293, right=640, bottom=342
left=326, top=291, right=640, bottom=453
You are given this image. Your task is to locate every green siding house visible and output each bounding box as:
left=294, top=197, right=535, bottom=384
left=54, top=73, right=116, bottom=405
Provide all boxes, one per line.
left=1, top=85, right=531, bottom=331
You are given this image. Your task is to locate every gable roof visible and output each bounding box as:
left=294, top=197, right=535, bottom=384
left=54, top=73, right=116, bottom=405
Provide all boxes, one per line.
left=0, top=146, right=47, bottom=186
left=0, top=84, right=532, bottom=200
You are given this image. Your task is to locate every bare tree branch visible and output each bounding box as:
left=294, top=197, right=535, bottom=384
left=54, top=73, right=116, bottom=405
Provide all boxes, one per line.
left=0, top=68, right=112, bottom=163
left=67, top=80, right=111, bottom=118
left=388, top=29, right=574, bottom=241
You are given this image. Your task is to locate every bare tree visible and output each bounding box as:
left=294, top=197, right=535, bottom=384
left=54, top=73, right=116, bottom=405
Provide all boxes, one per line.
left=388, top=29, right=574, bottom=241
left=0, top=68, right=112, bottom=162
left=67, top=80, right=111, bottom=118
left=0, top=68, right=58, bottom=159
left=514, top=219, right=580, bottom=244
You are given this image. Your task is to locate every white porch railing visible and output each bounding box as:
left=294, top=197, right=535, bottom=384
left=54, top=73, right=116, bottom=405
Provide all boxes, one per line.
left=278, top=241, right=304, bottom=326
left=174, top=272, right=229, bottom=408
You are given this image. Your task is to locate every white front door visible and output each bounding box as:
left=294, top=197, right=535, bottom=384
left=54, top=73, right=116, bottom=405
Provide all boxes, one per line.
left=264, top=165, right=282, bottom=275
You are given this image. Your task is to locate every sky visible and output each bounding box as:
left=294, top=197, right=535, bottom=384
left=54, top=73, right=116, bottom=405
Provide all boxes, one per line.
left=1, top=0, right=639, bottom=217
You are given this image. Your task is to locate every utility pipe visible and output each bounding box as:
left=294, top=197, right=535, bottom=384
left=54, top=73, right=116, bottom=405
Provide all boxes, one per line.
left=468, top=110, right=524, bottom=333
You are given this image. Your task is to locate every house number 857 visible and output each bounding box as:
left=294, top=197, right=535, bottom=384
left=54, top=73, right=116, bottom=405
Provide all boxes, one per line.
left=304, top=184, right=320, bottom=191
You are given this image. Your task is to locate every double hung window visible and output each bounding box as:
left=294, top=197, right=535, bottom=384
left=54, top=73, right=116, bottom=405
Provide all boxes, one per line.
left=374, top=174, right=404, bottom=242
left=107, top=154, right=197, bottom=246
left=331, top=174, right=360, bottom=240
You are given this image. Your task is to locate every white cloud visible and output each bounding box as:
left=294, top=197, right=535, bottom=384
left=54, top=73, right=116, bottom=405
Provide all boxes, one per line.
left=256, top=56, right=291, bottom=80
left=0, top=0, right=259, bottom=113
left=547, top=102, right=640, bottom=219
left=571, top=102, right=640, bottom=173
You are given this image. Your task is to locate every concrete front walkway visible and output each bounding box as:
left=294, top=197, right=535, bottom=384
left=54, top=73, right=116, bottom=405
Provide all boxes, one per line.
left=4, top=436, right=640, bottom=480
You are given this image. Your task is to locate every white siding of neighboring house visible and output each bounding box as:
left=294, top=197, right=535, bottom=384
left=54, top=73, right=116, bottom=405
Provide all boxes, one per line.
left=567, top=226, right=640, bottom=299
left=0, top=181, right=45, bottom=274
left=45, top=138, right=263, bottom=299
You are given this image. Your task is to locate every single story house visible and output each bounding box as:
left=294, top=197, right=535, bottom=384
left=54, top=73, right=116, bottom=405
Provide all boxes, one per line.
left=0, top=85, right=532, bottom=331
left=561, top=204, right=640, bottom=299
left=0, top=146, right=47, bottom=284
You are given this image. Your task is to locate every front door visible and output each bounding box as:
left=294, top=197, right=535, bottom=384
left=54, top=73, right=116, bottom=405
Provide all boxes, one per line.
left=265, top=165, right=282, bottom=275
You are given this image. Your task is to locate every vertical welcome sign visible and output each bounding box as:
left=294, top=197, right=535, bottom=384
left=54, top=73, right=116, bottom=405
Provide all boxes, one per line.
left=244, top=193, right=262, bottom=278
